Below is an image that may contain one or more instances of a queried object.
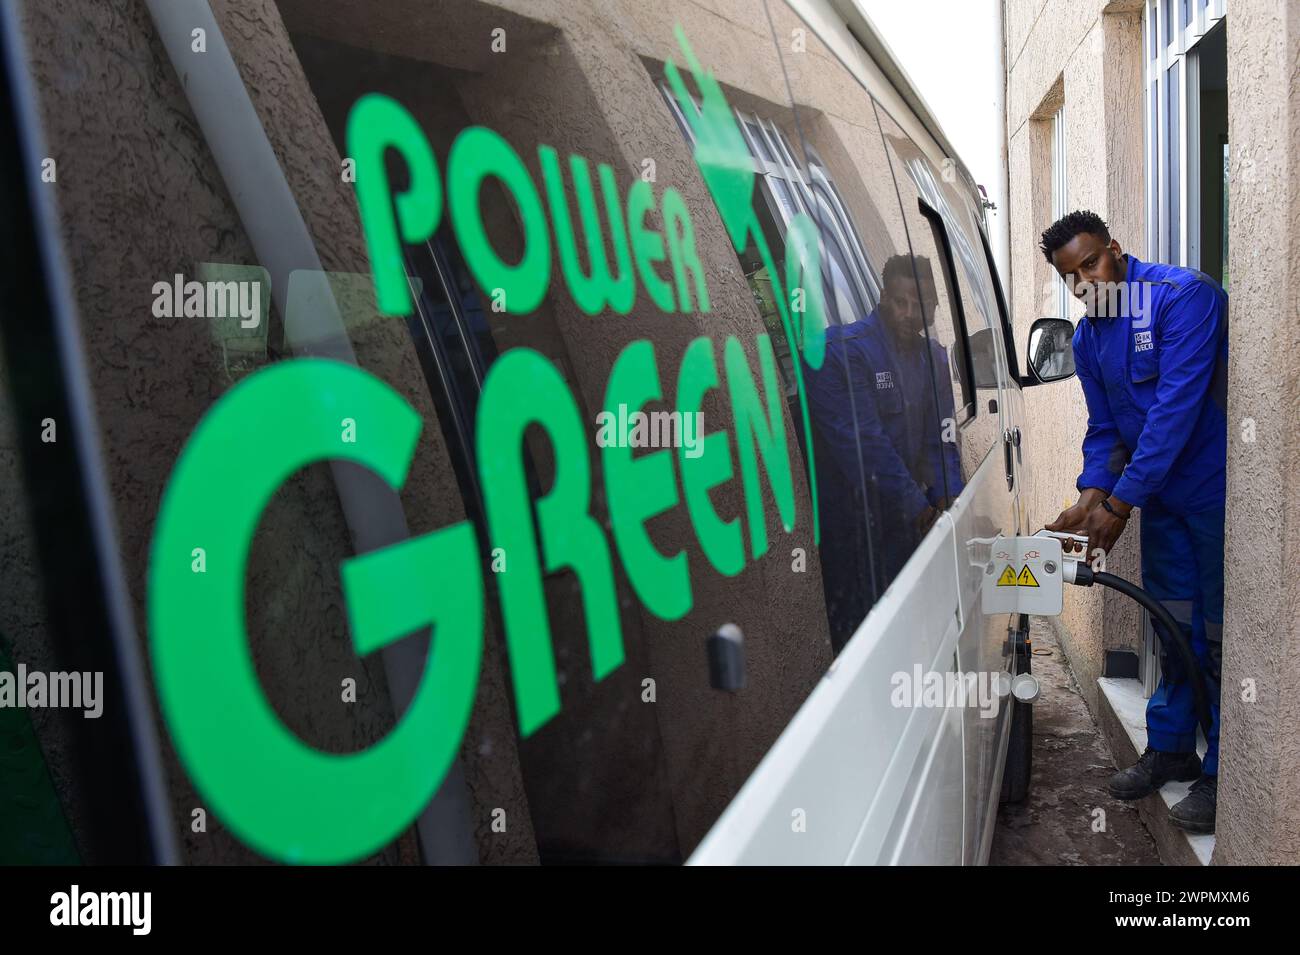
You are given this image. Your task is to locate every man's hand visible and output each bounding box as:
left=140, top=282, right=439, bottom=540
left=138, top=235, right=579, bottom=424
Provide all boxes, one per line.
left=1082, top=495, right=1131, bottom=561
left=1045, top=488, right=1107, bottom=553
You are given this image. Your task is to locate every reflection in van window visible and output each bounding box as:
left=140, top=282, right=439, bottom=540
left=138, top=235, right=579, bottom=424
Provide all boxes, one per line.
left=281, top=2, right=837, bottom=863
left=804, top=255, right=964, bottom=646
left=878, top=116, right=1006, bottom=480
left=746, top=12, right=964, bottom=649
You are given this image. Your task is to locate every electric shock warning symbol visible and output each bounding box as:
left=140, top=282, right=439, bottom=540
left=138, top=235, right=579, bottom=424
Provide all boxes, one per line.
left=996, top=564, right=1041, bottom=587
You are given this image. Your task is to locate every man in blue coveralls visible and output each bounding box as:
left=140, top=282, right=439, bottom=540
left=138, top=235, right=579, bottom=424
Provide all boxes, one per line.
left=806, top=255, right=963, bottom=650
left=1042, top=210, right=1228, bottom=834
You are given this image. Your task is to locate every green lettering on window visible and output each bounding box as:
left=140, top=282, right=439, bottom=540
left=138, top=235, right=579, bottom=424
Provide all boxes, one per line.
left=347, top=93, right=443, bottom=316
left=603, top=339, right=692, bottom=620
left=476, top=348, right=624, bottom=736
left=149, top=360, right=482, bottom=864
left=678, top=336, right=745, bottom=576
left=539, top=147, right=636, bottom=315
left=449, top=126, right=552, bottom=314
left=725, top=334, right=795, bottom=559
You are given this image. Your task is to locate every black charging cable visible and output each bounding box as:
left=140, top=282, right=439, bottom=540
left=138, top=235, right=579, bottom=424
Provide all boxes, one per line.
left=1067, top=562, right=1214, bottom=736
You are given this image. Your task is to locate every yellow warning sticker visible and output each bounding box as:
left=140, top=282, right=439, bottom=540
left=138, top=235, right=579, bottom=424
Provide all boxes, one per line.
left=1018, top=564, right=1040, bottom=587
left=996, top=565, right=1018, bottom=587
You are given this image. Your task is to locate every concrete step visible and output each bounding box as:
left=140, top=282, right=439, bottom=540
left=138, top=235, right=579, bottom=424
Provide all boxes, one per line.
left=1097, top=677, right=1215, bottom=866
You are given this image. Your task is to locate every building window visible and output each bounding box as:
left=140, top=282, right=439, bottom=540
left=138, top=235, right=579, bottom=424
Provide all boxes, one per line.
left=1144, top=0, right=1227, bottom=270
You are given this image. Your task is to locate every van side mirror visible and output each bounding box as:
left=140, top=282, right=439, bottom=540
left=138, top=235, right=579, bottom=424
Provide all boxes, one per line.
left=1025, top=318, right=1076, bottom=385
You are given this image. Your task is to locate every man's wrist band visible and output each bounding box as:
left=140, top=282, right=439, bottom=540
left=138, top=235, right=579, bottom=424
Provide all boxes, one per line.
left=1101, top=498, right=1128, bottom=520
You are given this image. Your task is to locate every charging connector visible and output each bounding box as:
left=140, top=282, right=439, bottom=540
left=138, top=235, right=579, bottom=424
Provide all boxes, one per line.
left=1062, top=559, right=1093, bottom=587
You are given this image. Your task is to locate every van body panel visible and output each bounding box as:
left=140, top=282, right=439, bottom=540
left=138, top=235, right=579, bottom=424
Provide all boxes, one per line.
left=689, top=0, right=1027, bottom=866
left=688, top=512, right=964, bottom=864
left=1, top=0, right=1034, bottom=865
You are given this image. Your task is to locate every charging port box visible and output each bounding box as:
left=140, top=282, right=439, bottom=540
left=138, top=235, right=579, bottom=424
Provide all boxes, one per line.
left=982, top=536, right=1064, bottom=616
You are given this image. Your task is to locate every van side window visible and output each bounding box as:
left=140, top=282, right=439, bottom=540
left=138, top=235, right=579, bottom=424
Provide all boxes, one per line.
left=876, top=108, right=1005, bottom=480
left=887, top=138, right=1005, bottom=389
left=286, top=6, right=843, bottom=864
left=7, top=0, right=1030, bottom=868
left=755, top=4, right=958, bottom=649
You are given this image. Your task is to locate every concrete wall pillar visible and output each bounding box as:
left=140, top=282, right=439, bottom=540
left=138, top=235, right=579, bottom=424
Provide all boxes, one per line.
left=1214, top=0, right=1300, bottom=866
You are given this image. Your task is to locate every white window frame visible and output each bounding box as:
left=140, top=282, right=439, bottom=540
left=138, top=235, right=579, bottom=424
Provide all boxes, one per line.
left=1144, top=0, right=1227, bottom=267
left=1051, top=105, right=1069, bottom=319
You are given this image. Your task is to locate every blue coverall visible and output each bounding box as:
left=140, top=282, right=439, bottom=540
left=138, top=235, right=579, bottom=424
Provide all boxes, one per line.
left=1073, top=254, right=1229, bottom=775
left=806, top=308, right=964, bottom=614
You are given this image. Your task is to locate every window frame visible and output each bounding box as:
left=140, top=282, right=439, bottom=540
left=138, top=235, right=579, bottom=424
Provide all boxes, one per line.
left=977, top=220, right=1021, bottom=387
left=1145, top=0, right=1227, bottom=265
left=0, top=5, right=177, bottom=864
left=1051, top=104, right=1070, bottom=319
left=916, top=198, right=977, bottom=427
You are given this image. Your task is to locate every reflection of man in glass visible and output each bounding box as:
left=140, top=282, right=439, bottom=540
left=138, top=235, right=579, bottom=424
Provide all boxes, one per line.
left=805, top=255, right=964, bottom=648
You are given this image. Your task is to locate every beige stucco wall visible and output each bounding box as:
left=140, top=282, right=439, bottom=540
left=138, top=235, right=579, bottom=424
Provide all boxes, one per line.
left=1215, top=0, right=1300, bottom=866
left=1005, top=0, right=1147, bottom=716
left=1009, top=0, right=1300, bottom=865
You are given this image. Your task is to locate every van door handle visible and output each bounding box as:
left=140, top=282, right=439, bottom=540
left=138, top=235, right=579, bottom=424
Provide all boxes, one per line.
left=1003, top=428, right=1015, bottom=491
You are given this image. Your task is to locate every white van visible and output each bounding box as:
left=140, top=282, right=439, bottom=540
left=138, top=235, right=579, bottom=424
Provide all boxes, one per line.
left=0, top=0, right=1060, bottom=865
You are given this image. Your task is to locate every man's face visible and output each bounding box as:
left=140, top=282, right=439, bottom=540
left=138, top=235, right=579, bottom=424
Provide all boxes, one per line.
left=1050, top=232, right=1126, bottom=317
left=880, top=274, right=930, bottom=341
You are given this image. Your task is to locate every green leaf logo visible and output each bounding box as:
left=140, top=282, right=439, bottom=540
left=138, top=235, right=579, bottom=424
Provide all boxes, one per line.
left=664, top=27, right=822, bottom=543
left=664, top=26, right=756, bottom=252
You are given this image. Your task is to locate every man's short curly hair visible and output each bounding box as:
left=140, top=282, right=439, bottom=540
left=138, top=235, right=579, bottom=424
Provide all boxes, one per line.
left=881, top=254, right=934, bottom=289
left=1039, top=210, right=1111, bottom=263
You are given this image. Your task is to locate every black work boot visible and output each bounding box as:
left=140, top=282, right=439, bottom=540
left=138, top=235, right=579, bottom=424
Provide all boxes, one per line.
left=1169, top=775, right=1217, bottom=834
left=1106, top=747, right=1201, bottom=800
